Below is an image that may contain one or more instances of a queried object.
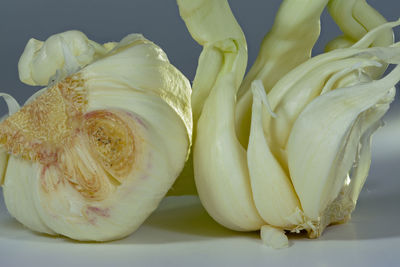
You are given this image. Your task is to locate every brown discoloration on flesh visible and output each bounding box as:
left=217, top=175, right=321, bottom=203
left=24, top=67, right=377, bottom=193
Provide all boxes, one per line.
left=40, top=164, right=64, bottom=193
left=0, top=73, right=86, bottom=164
left=57, top=138, right=114, bottom=201
left=1, top=73, right=135, bottom=202
left=84, top=110, right=135, bottom=181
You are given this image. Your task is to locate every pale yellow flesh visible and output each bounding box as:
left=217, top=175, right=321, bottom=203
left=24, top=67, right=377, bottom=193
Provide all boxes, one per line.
left=1, top=31, right=192, bottom=241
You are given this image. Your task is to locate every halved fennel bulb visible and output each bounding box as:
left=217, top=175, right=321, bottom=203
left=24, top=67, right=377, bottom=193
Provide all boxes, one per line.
left=0, top=31, right=192, bottom=241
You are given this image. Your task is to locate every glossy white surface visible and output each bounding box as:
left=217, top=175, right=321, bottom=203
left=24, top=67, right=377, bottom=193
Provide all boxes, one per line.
left=0, top=112, right=399, bottom=267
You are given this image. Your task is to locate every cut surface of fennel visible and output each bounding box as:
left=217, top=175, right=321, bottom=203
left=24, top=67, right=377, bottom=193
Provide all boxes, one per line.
left=0, top=31, right=192, bottom=241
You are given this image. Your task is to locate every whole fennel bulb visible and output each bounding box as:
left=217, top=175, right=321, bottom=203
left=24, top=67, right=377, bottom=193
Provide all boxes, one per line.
left=177, top=0, right=400, bottom=248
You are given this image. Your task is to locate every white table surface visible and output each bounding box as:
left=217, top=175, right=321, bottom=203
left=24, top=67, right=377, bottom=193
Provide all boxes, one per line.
left=0, top=112, right=399, bottom=267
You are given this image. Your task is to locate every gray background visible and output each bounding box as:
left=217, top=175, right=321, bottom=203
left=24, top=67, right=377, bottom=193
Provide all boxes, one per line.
left=0, top=2, right=399, bottom=265
left=0, top=0, right=399, bottom=116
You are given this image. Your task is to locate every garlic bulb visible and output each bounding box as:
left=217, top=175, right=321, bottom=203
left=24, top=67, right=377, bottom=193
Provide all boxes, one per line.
left=178, top=0, right=400, bottom=248
left=0, top=31, right=192, bottom=241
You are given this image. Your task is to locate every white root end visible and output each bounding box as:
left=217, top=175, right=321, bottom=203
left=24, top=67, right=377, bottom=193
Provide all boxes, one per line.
left=260, top=225, right=289, bottom=249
